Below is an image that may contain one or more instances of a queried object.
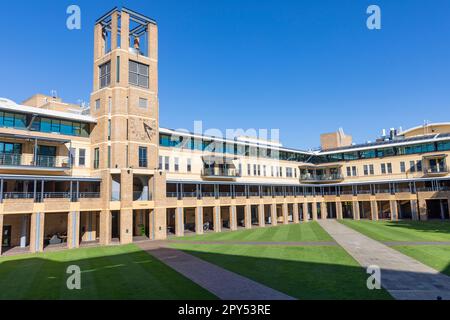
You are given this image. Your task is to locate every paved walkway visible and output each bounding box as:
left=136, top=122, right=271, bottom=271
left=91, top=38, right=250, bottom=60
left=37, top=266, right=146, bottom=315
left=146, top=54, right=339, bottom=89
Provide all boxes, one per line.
left=168, top=240, right=337, bottom=247
left=318, top=220, right=450, bottom=300
left=138, top=242, right=295, bottom=300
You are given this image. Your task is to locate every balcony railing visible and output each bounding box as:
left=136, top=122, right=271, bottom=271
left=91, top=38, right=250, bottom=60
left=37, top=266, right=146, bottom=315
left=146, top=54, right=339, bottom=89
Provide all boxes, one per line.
left=423, top=165, right=448, bottom=175
left=2, top=192, right=100, bottom=201
left=300, top=173, right=344, bottom=182
left=0, top=153, right=70, bottom=169
left=202, top=168, right=241, bottom=178
left=133, top=191, right=152, bottom=201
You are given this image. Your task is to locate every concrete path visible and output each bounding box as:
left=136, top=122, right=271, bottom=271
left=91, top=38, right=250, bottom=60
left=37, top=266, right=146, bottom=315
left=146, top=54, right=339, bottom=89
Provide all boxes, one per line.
left=138, top=242, right=295, bottom=300
left=318, top=220, right=450, bottom=300
left=168, top=240, right=337, bottom=247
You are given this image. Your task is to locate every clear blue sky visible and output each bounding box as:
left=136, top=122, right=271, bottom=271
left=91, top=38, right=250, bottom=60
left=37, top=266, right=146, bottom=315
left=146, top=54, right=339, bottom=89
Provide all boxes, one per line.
left=1, top=0, right=450, bottom=150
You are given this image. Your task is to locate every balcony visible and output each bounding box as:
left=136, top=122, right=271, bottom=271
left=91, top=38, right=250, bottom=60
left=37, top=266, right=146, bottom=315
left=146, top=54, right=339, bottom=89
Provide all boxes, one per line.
left=300, top=173, right=344, bottom=183
left=2, top=192, right=101, bottom=201
left=0, top=153, right=70, bottom=170
left=423, top=165, right=448, bottom=176
left=201, top=167, right=241, bottom=180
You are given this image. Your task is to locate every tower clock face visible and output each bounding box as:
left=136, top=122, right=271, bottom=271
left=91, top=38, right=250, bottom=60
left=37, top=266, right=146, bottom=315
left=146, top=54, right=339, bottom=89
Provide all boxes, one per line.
left=129, top=117, right=157, bottom=142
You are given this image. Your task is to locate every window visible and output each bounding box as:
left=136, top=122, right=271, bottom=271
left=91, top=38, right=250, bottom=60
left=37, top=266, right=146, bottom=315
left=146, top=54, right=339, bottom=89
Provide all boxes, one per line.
left=381, top=163, right=386, bottom=174
left=253, top=164, right=257, bottom=176
left=129, top=61, right=149, bottom=88
left=387, top=163, right=392, bottom=174
left=79, top=149, right=86, bottom=167
left=69, top=148, right=76, bottom=166
left=165, top=156, right=170, bottom=171
left=108, top=120, right=111, bottom=140
left=247, top=164, right=251, bottom=176
left=139, top=147, right=148, bottom=168
left=139, top=98, right=148, bottom=109
left=369, top=164, right=374, bottom=175
left=187, top=159, right=192, bottom=172
left=257, top=165, right=261, bottom=176
left=363, top=165, right=369, bottom=176
left=263, top=165, right=267, bottom=177
left=108, top=97, right=112, bottom=113
left=346, top=167, right=351, bottom=177
left=108, top=146, right=111, bottom=168
left=416, top=160, right=423, bottom=172
left=174, top=158, right=179, bottom=172
left=99, top=61, right=111, bottom=88
left=400, top=161, right=406, bottom=173
left=95, top=99, right=101, bottom=110
left=238, top=163, right=242, bottom=175
left=116, top=56, right=120, bottom=83
left=410, top=161, right=416, bottom=173
left=158, top=156, right=163, bottom=170
left=352, top=166, right=357, bottom=176
left=94, top=148, right=100, bottom=169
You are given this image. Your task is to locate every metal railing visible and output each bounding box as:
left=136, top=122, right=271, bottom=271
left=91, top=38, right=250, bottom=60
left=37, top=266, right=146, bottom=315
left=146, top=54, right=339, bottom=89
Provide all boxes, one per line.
left=0, top=153, right=22, bottom=166
left=423, top=165, right=448, bottom=174
left=202, top=168, right=241, bottom=177
left=133, top=191, right=152, bottom=201
left=3, top=192, right=34, bottom=199
left=78, top=192, right=101, bottom=199
left=300, top=173, right=344, bottom=182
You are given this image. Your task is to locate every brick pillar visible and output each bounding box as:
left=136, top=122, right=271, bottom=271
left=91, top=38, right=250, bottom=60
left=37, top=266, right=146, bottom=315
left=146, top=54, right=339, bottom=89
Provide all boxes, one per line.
left=410, top=200, right=419, bottom=221
left=293, top=203, right=300, bottom=224
left=214, top=206, right=222, bottom=233
left=99, top=210, right=111, bottom=245
left=30, top=212, right=45, bottom=253
left=258, top=204, right=265, bottom=227
left=311, top=202, right=318, bottom=221
left=321, top=202, right=328, bottom=220
left=282, top=203, right=289, bottom=224
left=120, top=209, right=133, bottom=244
left=196, top=207, right=204, bottom=235
left=175, top=207, right=184, bottom=236
left=244, top=205, right=252, bottom=229
left=371, top=201, right=379, bottom=221
left=271, top=204, right=278, bottom=226
left=153, top=207, right=167, bottom=240
left=67, top=211, right=80, bottom=249
left=390, top=200, right=398, bottom=221
left=230, top=206, right=238, bottom=231
left=336, top=201, right=343, bottom=220
left=0, top=214, right=3, bottom=256
left=352, top=201, right=361, bottom=220
left=302, top=202, right=309, bottom=222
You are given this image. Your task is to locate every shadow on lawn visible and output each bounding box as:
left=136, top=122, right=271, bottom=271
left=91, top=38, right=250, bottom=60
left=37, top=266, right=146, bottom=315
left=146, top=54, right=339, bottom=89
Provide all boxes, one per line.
left=379, top=220, right=450, bottom=236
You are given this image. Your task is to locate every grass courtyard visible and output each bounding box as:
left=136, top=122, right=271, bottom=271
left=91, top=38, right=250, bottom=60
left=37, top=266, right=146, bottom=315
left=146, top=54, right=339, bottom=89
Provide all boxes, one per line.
left=340, top=220, right=450, bottom=277
left=175, top=222, right=333, bottom=242
left=0, top=244, right=215, bottom=300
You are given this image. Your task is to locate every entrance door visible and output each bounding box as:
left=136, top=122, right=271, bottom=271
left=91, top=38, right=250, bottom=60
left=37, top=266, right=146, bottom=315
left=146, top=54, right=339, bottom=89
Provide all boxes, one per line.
left=2, top=226, right=11, bottom=247
left=111, top=212, right=120, bottom=239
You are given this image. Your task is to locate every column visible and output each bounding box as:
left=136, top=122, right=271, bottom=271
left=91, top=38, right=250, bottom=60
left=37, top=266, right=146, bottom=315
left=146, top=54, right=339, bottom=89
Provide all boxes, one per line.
left=293, top=203, right=300, bottom=224
left=67, top=211, right=80, bottom=249
left=230, top=206, right=238, bottom=231
left=336, top=201, right=343, bottom=220
left=371, top=200, right=379, bottom=221
left=410, top=199, right=419, bottom=221
left=271, top=204, right=278, bottom=226
left=390, top=200, right=398, bottom=221
left=282, top=203, right=289, bottom=224
left=175, top=207, right=185, bottom=237
left=311, top=202, right=318, bottom=221
left=352, top=201, right=361, bottom=220
left=99, top=210, right=111, bottom=245
left=258, top=204, right=265, bottom=227
left=320, top=202, right=328, bottom=220
left=120, top=209, right=133, bottom=244
left=214, top=206, right=222, bottom=233
left=30, top=212, right=45, bottom=253
left=244, top=205, right=252, bottom=229
left=302, top=202, right=309, bottom=222
left=196, top=207, right=204, bottom=235
left=0, top=214, right=3, bottom=256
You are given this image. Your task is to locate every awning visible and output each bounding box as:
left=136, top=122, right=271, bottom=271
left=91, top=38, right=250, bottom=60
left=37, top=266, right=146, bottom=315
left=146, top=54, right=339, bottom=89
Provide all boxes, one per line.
left=0, top=132, right=71, bottom=144
left=423, top=154, right=448, bottom=159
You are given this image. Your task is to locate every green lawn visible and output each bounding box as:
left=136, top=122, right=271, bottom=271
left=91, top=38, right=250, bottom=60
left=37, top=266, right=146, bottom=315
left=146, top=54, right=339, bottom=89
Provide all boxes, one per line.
left=170, top=242, right=392, bottom=300
left=340, top=220, right=450, bottom=242
left=175, top=222, right=333, bottom=242
left=0, top=244, right=215, bottom=300
left=393, top=246, right=450, bottom=276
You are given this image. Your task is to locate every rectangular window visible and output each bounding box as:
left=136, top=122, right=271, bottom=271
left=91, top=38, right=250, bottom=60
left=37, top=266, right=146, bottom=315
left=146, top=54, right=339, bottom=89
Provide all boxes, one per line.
left=263, top=165, right=267, bottom=176
left=129, top=61, right=149, bottom=88
left=352, top=166, right=357, bottom=177
left=108, top=97, right=112, bottom=113
left=107, top=146, right=111, bottom=168
left=369, top=164, right=374, bottom=175
left=410, top=161, right=416, bottom=173
left=346, top=167, right=351, bottom=177
left=116, top=56, right=120, bottom=83
left=139, top=98, right=148, bottom=109
left=381, top=163, right=386, bottom=174
left=95, top=99, right=101, bottom=110
left=257, top=165, right=261, bottom=176
left=158, top=156, right=163, bottom=170
left=174, top=158, right=179, bottom=172
left=253, top=164, right=257, bottom=176
left=247, top=164, right=251, bottom=176
left=400, top=161, right=406, bottom=173
left=187, top=159, right=192, bottom=172
left=387, top=163, right=392, bottom=174
left=363, top=165, right=369, bottom=176
left=238, top=163, right=242, bottom=175
left=79, top=149, right=86, bottom=167
left=165, top=156, right=170, bottom=171
left=139, top=147, right=148, bottom=168
left=94, top=148, right=100, bottom=169
left=416, top=160, right=423, bottom=172
left=99, top=61, right=111, bottom=88
left=108, top=120, right=111, bottom=141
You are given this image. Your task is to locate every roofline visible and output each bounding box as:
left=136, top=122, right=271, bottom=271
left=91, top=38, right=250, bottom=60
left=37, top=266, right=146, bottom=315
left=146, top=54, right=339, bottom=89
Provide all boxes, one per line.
left=400, top=122, right=450, bottom=135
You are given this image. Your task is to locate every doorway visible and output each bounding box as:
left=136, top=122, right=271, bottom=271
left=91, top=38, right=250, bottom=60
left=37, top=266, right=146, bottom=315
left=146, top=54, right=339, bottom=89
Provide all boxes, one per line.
left=2, top=226, right=11, bottom=247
